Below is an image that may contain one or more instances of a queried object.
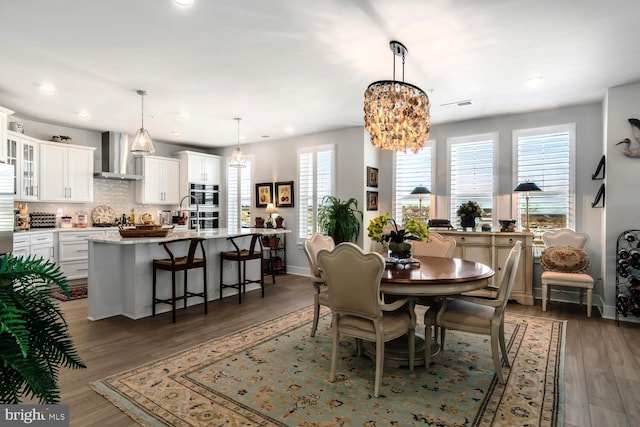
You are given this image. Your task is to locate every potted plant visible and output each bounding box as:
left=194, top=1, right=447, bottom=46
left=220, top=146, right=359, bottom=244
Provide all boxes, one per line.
left=456, top=200, right=484, bottom=231
left=255, top=217, right=265, bottom=227
left=274, top=215, right=284, bottom=228
left=368, top=213, right=429, bottom=259
left=0, top=255, right=86, bottom=404
left=318, top=196, right=363, bottom=244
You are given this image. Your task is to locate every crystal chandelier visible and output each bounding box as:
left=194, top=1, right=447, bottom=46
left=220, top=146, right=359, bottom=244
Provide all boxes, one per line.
left=228, top=117, right=247, bottom=168
left=130, top=90, right=156, bottom=155
left=364, top=41, right=431, bottom=154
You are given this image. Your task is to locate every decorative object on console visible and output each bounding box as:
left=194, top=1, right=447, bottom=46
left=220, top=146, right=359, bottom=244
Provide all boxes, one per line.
left=456, top=200, right=484, bottom=231
left=364, top=40, right=431, bottom=154
left=255, top=182, right=273, bottom=208
left=410, top=185, right=431, bottom=222
left=264, top=203, right=277, bottom=227
left=275, top=216, right=284, bottom=228
left=130, top=90, right=155, bottom=155
left=275, top=181, right=294, bottom=207
left=499, top=219, right=517, bottom=232
left=254, top=217, right=265, bottom=227
left=228, top=117, right=247, bottom=168
left=368, top=213, right=429, bottom=259
left=615, top=118, right=640, bottom=158
left=427, top=219, right=453, bottom=230
left=513, top=181, right=542, bottom=231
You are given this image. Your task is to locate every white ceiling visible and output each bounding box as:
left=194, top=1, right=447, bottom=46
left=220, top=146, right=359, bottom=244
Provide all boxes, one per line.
left=1, top=0, right=639, bottom=148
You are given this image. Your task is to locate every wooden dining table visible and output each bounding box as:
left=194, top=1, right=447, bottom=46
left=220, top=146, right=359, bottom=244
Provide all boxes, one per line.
left=369, top=256, right=495, bottom=367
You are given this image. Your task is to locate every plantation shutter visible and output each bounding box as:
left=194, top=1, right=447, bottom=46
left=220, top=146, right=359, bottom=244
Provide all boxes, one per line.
left=298, top=146, right=334, bottom=239
left=449, top=134, right=495, bottom=224
left=227, top=158, right=252, bottom=229
left=394, top=144, right=432, bottom=225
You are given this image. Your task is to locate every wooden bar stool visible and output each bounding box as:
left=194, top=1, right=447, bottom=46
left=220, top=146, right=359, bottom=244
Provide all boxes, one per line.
left=152, top=237, right=207, bottom=322
left=220, top=233, right=265, bottom=304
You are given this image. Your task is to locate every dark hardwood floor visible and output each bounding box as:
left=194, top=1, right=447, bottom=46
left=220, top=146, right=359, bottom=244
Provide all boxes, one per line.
left=50, top=274, right=639, bottom=426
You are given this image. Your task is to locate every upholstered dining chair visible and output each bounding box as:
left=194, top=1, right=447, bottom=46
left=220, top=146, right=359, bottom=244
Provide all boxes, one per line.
left=540, top=229, right=594, bottom=317
left=317, top=242, right=416, bottom=398
left=430, top=241, right=522, bottom=383
left=411, top=232, right=456, bottom=257
left=303, top=233, right=335, bottom=336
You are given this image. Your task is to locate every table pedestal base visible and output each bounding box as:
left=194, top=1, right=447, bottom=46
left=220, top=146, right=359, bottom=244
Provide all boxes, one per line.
left=362, top=333, right=441, bottom=368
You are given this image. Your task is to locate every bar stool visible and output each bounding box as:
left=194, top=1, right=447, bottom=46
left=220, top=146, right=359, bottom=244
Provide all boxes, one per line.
left=220, top=233, right=265, bottom=304
left=152, top=237, right=207, bottom=322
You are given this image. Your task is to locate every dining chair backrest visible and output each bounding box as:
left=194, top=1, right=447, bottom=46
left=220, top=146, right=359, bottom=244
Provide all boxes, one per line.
left=542, top=228, right=589, bottom=250
left=317, top=242, right=385, bottom=320
left=411, top=232, right=456, bottom=258
left=494, top=241, right=522, bottom=309
left=303, top=233, right=335, bottom=278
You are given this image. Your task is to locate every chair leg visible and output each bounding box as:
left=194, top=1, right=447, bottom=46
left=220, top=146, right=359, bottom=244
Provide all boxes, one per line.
left=374, top=340, right=384, bottom=398
left=491, top=326, right=505, bottom=384
left=311, top=294, right=320, bottom=337
left=152, top=266, right=157, bottom=317
left=171, top=270, right=177, bottom=323
left=587, top=288, right=593, bottom=317
left=424, top=323, right=432, bottom=368
left=329, top=317, right=339, bottom=383
left=499, top=319, right=510, bottom=368
left=542, top=283, right=548, bottom=311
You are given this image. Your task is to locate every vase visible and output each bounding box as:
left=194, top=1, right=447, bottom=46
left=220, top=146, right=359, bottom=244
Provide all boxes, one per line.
left=460, top=217, right=476, bottom=231
left=389, top=241, right=412, bottom=259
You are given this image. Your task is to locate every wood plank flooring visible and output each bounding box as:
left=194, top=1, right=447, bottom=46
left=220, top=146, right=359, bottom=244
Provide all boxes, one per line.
left=46, top=274, right=639, bottom=426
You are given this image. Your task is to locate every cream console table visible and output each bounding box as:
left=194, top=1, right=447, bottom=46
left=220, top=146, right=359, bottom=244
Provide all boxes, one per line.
left=87, top=228, right=290, bottom=320
left=435, top=230, right=534, bottom=305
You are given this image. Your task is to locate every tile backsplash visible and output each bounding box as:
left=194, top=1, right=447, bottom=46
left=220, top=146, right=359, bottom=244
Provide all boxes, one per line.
left=16, top=179, right=174, bottom=223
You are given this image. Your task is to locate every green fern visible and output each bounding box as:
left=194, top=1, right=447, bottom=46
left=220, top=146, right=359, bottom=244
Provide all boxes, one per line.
left=0, top=254, right=86, bottom=404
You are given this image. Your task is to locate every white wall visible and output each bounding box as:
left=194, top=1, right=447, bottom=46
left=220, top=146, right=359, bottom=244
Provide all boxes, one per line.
left=603, top=82, right=640, bottom=320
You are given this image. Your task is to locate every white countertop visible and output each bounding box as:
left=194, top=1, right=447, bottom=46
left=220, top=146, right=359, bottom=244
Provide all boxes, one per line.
left=88, top=227, right=291, bottom=245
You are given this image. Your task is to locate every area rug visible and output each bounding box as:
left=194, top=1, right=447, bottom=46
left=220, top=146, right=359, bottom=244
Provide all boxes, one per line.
left=91, top=306, right=565, bottom=426
left=51, top=285, right=87, bottom=301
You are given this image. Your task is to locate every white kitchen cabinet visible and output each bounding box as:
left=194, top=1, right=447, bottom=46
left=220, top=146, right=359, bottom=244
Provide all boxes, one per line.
left=12, top=233, right=30, bottom=258
left=135, top=156, right=180, bottom=205
left=437, top=230, right=534, bottom=305
left=39, top=142, right=95, bottom=202
left=6, top=130, right=39, bottom=201
left=12, top=231, right=56, bottom=263
left=58, top=230, right=105, bottom=280
left=175, top=150, right=221, bottom=185
left=0, top=105, right=14, bottom=163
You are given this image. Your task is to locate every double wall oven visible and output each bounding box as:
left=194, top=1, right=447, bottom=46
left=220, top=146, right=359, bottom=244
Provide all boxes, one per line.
left=187, top=183, right=220, bottom=230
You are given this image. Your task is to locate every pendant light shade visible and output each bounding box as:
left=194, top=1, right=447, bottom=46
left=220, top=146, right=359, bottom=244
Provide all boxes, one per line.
left=228, top=117, right=247, bottom=168
left=131, top=90, right=156, bottom=155
left=364, top=41, right=431, bottom=154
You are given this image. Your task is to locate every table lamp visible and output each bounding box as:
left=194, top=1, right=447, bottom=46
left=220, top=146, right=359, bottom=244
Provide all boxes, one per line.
left=513, top=181, right=542, bottom=231
left=265, top=203, right=277, bottom=228
left=410, top=186, right=431, bottom=223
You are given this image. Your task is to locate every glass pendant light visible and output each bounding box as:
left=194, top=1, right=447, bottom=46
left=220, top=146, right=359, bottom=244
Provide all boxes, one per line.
left=131, top=90, right=156, bottom=155
left=228, top=117, right=247, bottom=168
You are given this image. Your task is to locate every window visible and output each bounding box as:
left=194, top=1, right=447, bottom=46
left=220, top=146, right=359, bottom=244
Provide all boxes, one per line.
left=513, top=124, right=575, bottom=232
left=448, top=133, right=496, bottom=225
left=394, top=143, right=433, bottom=225
left=227, top=157, right=253, bottom=229
left=298, top=145, right=335, bottom=239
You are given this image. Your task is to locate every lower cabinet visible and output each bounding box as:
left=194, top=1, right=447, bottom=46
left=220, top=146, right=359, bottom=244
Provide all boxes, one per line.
left=12, top=231, right=55, bottom=263
left=437, top=231, right=534, bottom=305
left=58, top=230, right=106, bottom=280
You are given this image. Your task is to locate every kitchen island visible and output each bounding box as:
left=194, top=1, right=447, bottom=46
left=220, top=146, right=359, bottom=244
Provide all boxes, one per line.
left=87, top=228, right=290, bottom=320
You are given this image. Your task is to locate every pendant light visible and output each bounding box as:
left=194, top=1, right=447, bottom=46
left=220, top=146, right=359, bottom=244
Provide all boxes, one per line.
left=228, top=117, right=247, bottom=168
left=364, top=41, right=431, bottom=154
left=131, top=90, right=156, bottom=155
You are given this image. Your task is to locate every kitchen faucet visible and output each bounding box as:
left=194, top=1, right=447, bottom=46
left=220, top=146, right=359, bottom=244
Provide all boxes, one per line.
left=179, top=195, right=200, bottom=233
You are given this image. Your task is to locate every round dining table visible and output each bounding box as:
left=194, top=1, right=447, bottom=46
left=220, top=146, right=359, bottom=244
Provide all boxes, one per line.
left=369, top=256, right=495, bottom=367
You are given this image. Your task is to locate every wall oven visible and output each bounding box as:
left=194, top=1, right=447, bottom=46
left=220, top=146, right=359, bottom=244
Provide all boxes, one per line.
left=189, top=183, right=219, bottom=207
left=189, top=210, right=219, bottom=230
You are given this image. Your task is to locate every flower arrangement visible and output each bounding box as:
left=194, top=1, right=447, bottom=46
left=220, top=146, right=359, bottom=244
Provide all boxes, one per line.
left=456, top=200, right=484, bottom=219
left=367, top=213, right=429, bottom=243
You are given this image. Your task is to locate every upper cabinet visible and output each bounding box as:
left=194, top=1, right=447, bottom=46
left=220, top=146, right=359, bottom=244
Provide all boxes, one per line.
left=135, top=156, right=180, bottom=205
left=39, top=142, right=95, bottom=203
left=6, top=131, right=39, bottom=201
left=0, top=105, right=14, bottom=163
left=175, top=150, right=221, bottom=185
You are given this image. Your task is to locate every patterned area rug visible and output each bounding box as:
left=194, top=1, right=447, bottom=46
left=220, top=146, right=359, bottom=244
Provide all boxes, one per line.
left=91, top=306, right=565, bottom=426
left=51, top=285, right=87, bottom=301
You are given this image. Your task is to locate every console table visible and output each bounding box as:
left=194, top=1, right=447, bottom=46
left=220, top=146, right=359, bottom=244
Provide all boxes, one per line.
left=435, top=230, right=534, bottom=305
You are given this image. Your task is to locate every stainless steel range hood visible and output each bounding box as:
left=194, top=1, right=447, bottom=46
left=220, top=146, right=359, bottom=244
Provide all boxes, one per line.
left=94, top=132, right=143, bottom=180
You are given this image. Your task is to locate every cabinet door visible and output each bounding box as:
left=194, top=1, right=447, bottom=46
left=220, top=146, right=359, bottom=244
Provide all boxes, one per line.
left=31, top=245, right=55, bottom=263
left=187, top=154, right=205, bottom=183
left=67, top=147, right=93, bottom=202
left=20, top=139, right=39, bottom=200
left=204, top=155, right=220, bottom=184
left=141, top=156, right=165, bottom=204
left=162, top=159, right=181, bottom=204
left=494, top=236, right=527, bottom=294
left=39, top=144, right=67, bottom=201
left=6, top=135, right=18, bottom=195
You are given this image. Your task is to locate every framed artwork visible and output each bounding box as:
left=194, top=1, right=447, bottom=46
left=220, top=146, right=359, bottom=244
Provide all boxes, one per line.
left=275, top=181, right=295, bottom=207
left=255, top=182, right=273, bottom=208
left=366, top=191, right=378, bottom=211
left=367, top=166, right=379, bottom=187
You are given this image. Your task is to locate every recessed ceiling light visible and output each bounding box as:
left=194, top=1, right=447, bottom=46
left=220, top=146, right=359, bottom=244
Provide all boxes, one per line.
left=440, top=100, right=473, bottom=108
left=172, top=131, right=182, bottom=137
left=285, top=127, right=295, bottom=134
left=261, top=135, right=271, bottom=139
left=77, top=112, right=90, bottom=119
left=177, top=112, right=190, bottom=120
left=526, top=76, right=543, bottom=87
left=174, top=0, right=194, bottom=6
left=39, top=83, right=55, bottom=95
